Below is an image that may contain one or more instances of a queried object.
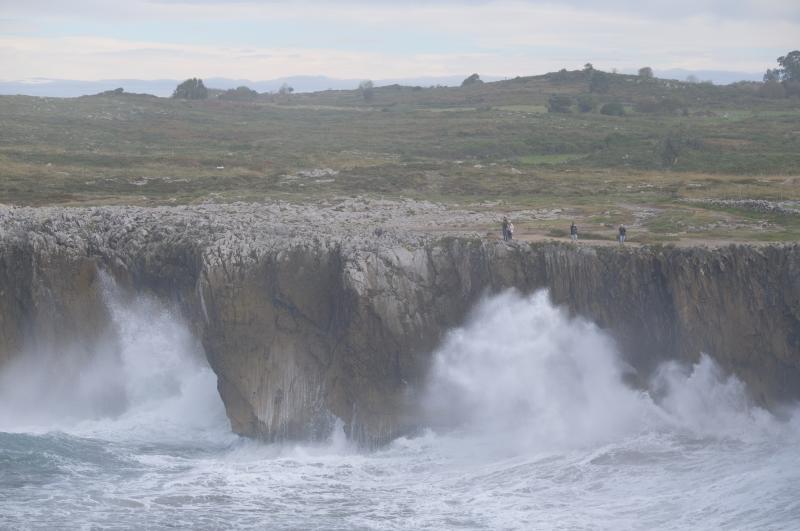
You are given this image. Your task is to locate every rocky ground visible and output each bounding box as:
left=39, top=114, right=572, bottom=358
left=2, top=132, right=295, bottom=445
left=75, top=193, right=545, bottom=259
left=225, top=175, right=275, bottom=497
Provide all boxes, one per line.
left=0, top=198, right=574, bottom=253
left=2, top=197, right=785, bottom=252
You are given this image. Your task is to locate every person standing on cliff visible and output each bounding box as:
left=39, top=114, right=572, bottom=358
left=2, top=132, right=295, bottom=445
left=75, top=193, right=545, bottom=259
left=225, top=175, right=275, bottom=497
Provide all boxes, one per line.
left=618, top=224, right=627, bottom=244
left=508, top=222, right=514, bottom=241
left=502, top=217, right=509, bottom=241
left=570, top=222, right=578, bottom=241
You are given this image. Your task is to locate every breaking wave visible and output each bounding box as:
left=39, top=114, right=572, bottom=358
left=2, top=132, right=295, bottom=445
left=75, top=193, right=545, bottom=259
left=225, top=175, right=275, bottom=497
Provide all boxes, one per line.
left=1, top=286, right=798, bottom=529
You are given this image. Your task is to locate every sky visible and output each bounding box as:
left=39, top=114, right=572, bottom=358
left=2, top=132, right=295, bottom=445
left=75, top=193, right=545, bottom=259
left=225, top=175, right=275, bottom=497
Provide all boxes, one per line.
left=0, top=0, right=797, bottom=82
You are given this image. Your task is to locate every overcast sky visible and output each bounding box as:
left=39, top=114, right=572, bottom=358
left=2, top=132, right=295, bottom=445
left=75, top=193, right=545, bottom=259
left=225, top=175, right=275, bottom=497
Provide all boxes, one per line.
left=0, top=0, right=797, bottom=81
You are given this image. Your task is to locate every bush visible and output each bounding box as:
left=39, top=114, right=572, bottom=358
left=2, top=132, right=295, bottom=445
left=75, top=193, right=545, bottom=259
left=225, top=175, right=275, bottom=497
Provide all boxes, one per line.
left=219, top=86, right=258, bottom=101
left=547, top=94, right=573, bottom=113
left=600, top=102, right=625, bottom=116
left=658, top=130, right=702, bottom=168
left=634, top=97, right=683, bottom=114
left=784, top=80, right=800, bottom=98
left=576, top=95, right=596, bottom=113
left=758, top=81, right=786, bottom=99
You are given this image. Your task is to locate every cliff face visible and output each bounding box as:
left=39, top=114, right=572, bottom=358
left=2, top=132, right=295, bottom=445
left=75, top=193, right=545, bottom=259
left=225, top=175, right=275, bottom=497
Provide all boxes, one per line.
left=1, top=202, right=798, bottom=444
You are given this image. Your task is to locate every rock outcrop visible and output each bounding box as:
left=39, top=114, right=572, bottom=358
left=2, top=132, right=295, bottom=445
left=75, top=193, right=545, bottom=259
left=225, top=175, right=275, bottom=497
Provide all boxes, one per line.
left=1, top=200, right=798, bottom=444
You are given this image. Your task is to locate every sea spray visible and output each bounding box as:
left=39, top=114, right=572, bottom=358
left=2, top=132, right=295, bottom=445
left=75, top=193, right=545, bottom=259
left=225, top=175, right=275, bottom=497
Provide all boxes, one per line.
left=1, top=288, right=799, bottom=529
left=0, top=274, right=230, bottom=442
left=424, top=290, right=790, bottom=452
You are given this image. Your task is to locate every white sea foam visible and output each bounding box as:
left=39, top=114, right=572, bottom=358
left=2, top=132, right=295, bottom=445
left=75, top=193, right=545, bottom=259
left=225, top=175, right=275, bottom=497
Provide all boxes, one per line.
left=424, top=290, right=790, bottom=452
left=1, top=287, right=798, bottom=530
left=0, top=275, right=231, bottom=443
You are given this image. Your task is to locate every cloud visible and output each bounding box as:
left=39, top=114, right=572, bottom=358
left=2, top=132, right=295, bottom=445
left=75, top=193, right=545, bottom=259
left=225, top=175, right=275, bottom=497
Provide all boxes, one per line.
left=0, top=1, right=797, bottom=80
left=0, top=36, right=511, bottom=80
left=4, top=0, right=798, bottom=22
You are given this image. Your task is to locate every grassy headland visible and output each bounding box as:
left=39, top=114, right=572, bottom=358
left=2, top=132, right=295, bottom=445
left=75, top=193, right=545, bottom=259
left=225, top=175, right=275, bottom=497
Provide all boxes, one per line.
left=1, top=70, right=798, bottom=243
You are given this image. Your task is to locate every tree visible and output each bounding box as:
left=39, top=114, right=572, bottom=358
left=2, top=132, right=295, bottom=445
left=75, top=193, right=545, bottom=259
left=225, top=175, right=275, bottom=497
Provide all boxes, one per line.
left=547, top=94, right=573, bottom=113
left=359, top=80, right=375, bottom=102
left=600, top=102, right=625, bottom=116
left=576, top=94, right=596, bottom=113
left=685, top=74, right=699, bottom=84
left=172, top=78, right=208, bottom=100
left=765, top=50, right=800, bottom=83
left=583, top=63, right=594, bottom=72
left=461, top=73, right=483, bottom=87
left=778, top=51, right=800, bottom=81
left=278, top=83, right=294, bottom=96
left=638, top=67, right=654, bottom=79
left=763, top=69, right=781, bottom=83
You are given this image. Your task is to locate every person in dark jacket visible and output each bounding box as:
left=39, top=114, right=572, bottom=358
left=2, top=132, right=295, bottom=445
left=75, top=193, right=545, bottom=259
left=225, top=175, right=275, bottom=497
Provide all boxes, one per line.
left=502, top=217, right=510, bottom=241
left=570, top=222, right=578, bottom=241
left=618, top=224, right=627, bottom=244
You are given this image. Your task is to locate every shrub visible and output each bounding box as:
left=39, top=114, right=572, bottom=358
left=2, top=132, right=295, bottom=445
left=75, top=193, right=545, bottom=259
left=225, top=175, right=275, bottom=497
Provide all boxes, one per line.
left=634, top=97, right=683, bottom=114
left=547, top=94, right=573, bottom=113
left=219, top=86, right=258, bottom=101
left=589, top=71, right=610, bottom=94
left=600, top=102, right=625, bottom=116
left=758, top=82, right=786, bottom=99
left=577, top=95, right=597, bottom=113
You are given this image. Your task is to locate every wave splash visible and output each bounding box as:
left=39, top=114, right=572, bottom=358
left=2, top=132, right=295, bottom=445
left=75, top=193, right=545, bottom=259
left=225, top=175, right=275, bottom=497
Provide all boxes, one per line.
left=1, top=288, right=798, bottom=529
left=424, top=290, right=790, bottom=452
left=0, top=275, right=230, bottom=443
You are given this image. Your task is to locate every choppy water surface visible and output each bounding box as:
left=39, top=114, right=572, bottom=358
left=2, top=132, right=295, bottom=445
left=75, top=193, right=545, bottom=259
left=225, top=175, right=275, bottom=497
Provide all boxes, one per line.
left=1, top=288, right=798, bottom=530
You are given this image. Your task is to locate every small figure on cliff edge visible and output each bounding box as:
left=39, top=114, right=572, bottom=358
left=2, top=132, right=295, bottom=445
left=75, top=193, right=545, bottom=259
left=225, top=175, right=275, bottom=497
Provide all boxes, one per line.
left=618, top=224, right=627, bottom=244
left=570, top=222, right=578, bottom=242
left=507, top=222, right=514, bottom=241
left=501, top=217, right=510, bottom=241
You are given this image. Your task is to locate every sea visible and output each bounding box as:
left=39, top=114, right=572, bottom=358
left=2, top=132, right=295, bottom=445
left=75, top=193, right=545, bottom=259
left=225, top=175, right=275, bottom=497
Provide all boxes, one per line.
left=1, top=286, right=798, bottom=530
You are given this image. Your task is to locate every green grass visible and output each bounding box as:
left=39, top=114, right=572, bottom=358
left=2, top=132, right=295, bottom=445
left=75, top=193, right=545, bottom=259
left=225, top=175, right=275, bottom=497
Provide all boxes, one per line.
left=0, top=71, right=799, bottom=242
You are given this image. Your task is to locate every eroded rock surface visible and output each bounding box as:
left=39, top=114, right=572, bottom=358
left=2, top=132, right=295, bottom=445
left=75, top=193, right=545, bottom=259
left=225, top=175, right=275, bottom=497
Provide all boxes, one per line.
left=1, top=200, right=798, bottom=444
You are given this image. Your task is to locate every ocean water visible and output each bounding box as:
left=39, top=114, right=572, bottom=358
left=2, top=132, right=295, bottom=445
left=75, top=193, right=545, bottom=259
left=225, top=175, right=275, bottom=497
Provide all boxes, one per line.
left=1, top=287, right=798, bottom=530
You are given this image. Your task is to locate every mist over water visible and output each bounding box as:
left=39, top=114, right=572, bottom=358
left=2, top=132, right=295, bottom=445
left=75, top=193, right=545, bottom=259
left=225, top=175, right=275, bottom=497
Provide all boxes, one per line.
left=0, top=276, right=230, bottom=442
left=1, top=285, right=798, bottom=530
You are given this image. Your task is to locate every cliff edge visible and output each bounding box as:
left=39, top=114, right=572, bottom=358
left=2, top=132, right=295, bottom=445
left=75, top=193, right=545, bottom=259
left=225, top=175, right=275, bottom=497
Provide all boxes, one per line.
left=1, top=200, right=798, bottom=444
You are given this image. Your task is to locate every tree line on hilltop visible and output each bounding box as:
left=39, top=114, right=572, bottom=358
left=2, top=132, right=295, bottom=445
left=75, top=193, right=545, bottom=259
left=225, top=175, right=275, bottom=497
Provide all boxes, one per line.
left=155, top=50, right=799, bottom=103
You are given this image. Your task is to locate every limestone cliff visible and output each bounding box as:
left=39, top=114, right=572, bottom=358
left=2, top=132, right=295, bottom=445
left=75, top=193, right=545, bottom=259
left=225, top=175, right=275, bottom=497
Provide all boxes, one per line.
left=1, top=201, right=798, bottom=444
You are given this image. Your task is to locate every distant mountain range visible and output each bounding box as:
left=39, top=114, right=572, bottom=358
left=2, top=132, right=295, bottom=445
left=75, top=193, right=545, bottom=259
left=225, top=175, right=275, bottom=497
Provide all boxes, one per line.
left=0, top=70, right=763, bottom=98
left=651, top=69, right=763, bottom=85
